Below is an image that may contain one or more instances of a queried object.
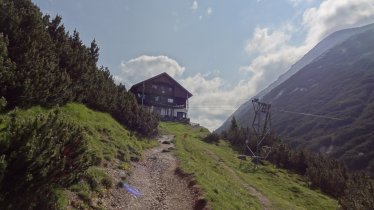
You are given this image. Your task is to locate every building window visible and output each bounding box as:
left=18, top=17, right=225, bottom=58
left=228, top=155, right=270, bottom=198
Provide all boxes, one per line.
left=169, top=87, right=172, bottom=92
left=155, top=96, right=159, bottom=101
left=152, top=84, right=158, bottom=89
left=177, top=112, right=185, bottom=119
left=168, top=98, right=174, bottom=103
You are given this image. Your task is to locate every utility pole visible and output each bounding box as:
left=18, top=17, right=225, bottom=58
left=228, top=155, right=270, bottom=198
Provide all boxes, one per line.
left=141, top=82, right=145, bottom=106
left=186, top=93, right=189, bottom=118
left=246, top=98, right=272, bottom=167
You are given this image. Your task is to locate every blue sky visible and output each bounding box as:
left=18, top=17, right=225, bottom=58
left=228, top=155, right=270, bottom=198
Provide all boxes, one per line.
left=33, top=0, right=374, bottom=130
left=33, top=0, right=311, bottom=80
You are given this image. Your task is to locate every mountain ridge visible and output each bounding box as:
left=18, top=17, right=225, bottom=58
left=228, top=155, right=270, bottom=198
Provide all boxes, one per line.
left=217, top=23, right=374, bottom=134
left=257, top=23, right=374, bottom=100
left=217, top=23, right=374, bottom=175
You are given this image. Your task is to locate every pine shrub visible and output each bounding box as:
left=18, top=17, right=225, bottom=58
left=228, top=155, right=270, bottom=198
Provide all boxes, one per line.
left=0, top=110, right=92, bottom=209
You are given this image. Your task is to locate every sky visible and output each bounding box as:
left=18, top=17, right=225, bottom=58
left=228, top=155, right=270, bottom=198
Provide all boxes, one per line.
left=33, top=0, right=374, bottom=130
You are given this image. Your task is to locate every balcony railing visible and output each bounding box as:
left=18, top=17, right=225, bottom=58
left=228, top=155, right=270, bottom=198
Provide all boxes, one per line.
left=140, top=99, right=186, bottom=109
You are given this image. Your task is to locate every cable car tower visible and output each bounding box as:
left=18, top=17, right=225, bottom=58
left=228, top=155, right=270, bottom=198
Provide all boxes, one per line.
left=246, top=98, right=272, bottom=166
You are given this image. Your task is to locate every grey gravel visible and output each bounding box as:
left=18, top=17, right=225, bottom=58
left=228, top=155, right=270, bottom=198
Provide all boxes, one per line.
left=99, top=135, right=197, bottom=210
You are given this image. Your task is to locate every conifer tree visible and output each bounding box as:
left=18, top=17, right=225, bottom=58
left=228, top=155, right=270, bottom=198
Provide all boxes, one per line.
left=0, top=34, right=16, bottom=99
left=0, top=0, right=71, bottom=107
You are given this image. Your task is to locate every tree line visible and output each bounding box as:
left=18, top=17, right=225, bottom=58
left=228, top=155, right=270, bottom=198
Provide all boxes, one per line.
left=219, top=117, right=374, bottom=210
left=0, top=0, right=158, bottom=136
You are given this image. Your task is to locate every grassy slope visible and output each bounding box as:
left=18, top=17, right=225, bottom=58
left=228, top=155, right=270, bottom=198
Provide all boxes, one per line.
left=3, top=103, right=157, bottom=163
left=0, top=103, right=157, bottom=208
left=160, top=122, right=338, bottom=210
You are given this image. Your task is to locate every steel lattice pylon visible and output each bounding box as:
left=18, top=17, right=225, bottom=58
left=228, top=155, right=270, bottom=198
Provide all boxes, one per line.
left=246, top=98, right=272, bottom=166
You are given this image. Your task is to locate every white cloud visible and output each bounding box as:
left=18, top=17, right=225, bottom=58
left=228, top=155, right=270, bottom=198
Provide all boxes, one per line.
left=245, top=27, right=291, bottom=54
left=191, top=1, right=198, bottom=11
left=118, top=55, right=185, bottom=87
left=206, top=7, right=213, bottom=16
left=240, top=24, right=308, bottom=93
left=113, top=75, right=123, bottom=84
left=241, top=43, right=309, bottom=92
left=303, top=0, right=374, bottom=45
left=180, top=73, right=256, bottom=131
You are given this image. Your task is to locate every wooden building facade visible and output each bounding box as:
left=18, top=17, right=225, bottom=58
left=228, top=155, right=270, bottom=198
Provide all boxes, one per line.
left=129, top=72, right=193, bottom=122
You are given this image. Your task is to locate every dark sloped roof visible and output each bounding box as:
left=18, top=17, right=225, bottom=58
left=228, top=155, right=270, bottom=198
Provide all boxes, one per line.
left=130, top=72, right=193, bottom=98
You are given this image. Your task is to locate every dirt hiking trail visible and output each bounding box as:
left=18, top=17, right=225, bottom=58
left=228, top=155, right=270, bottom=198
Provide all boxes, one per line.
left=101, top=135, right=201, bottom=210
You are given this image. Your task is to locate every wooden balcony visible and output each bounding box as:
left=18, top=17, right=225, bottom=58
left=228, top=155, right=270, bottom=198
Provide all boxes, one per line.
left=138, top=98, right=187, bottom=109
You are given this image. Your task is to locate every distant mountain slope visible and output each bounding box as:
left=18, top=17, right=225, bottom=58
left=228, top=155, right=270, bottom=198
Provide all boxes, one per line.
left=218, top=24, right=374, bottom=175
left=217, top=23, right=374, bottom=134
left=257, top=23, right=374, bottom=99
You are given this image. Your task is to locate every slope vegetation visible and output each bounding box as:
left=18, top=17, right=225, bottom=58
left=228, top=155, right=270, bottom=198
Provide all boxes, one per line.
left=0, top=103, right=156, bottom=209
left=161, top=122, right=337, bottom=210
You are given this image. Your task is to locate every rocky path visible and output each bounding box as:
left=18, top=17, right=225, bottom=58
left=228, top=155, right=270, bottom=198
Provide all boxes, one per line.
left=101, top=135, right=198, bottom=210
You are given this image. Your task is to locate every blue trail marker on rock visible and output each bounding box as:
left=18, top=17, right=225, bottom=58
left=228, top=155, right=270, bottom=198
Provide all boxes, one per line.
left=123, top=183, right=142, bottom=197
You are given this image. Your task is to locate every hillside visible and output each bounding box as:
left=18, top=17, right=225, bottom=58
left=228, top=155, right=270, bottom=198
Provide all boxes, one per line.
left=218, top=23, right=374, bottom=134
left=160, top=122, right=338, bottom=210
left=265, top=27, right=374, bottom=174
left=0, top=103, right=157, bottom=209
left=218, top=24, right=374, bottom=175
